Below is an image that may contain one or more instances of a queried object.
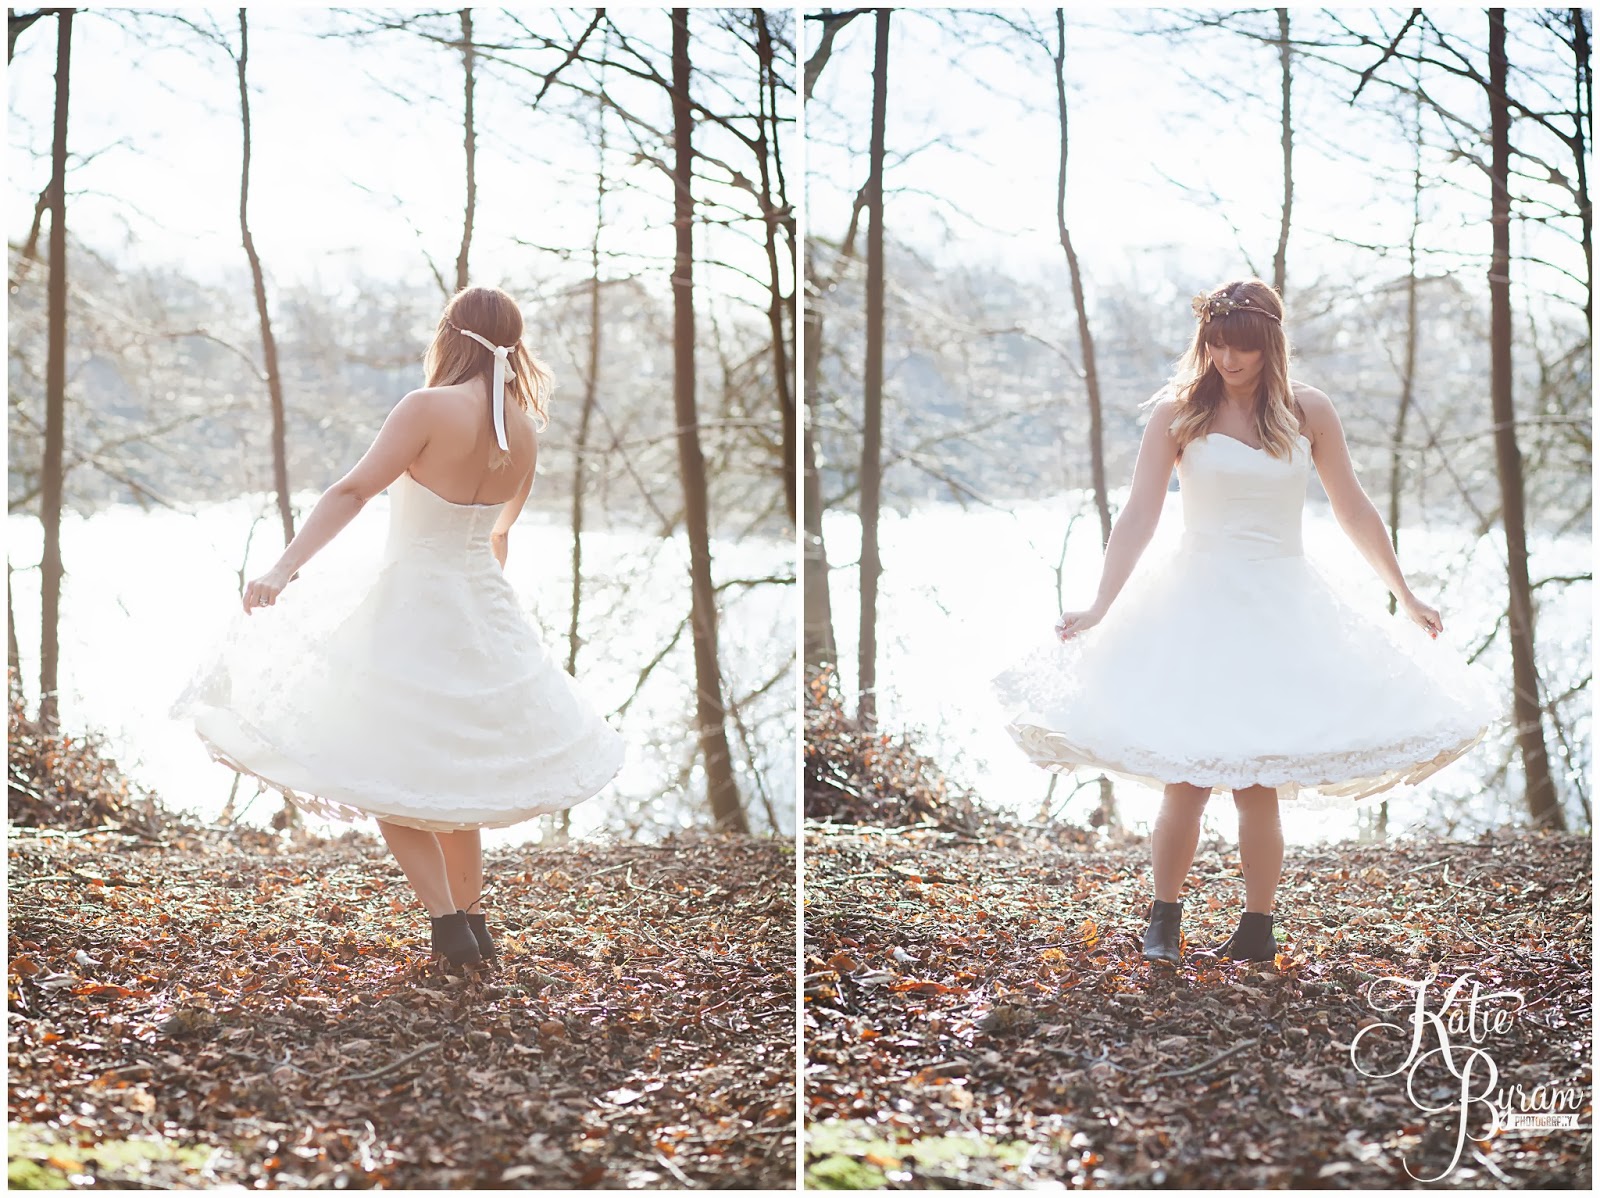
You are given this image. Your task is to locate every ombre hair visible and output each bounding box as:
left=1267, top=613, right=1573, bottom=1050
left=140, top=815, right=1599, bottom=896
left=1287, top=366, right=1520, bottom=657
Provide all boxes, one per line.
left=1162, top=278, right=1298, bottom=460
left=423, top=286, right=553, bottom=468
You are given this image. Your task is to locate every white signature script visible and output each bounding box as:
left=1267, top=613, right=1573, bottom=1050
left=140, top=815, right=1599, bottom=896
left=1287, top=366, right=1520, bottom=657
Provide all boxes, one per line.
left=1349, top=972, right=1524, bottom=1182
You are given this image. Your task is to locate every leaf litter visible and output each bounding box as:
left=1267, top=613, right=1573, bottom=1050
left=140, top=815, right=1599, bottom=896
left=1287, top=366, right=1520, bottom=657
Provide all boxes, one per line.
left=8, top=694, right=796, bottom=1189
left=803, top=681, right=1592, bottom=1189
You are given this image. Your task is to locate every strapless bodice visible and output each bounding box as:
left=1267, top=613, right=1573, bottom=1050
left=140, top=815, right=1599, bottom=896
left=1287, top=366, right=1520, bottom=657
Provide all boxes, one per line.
left=1174, top=433, right=1310, bottom=559
left=383, top=471, right=506, bottom=564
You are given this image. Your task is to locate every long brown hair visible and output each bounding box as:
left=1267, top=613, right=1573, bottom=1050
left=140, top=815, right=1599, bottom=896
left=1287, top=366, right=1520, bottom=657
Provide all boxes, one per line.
left=423, top=286, right=553, bottom=468
left=1164, top=278, right=1298, bottom=460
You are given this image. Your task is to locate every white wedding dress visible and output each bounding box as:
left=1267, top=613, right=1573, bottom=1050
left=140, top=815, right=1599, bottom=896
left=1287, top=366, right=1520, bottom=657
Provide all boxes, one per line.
left=172, top=471, right=625, bottom=830
left=993, top=429, right=1500, bottom=803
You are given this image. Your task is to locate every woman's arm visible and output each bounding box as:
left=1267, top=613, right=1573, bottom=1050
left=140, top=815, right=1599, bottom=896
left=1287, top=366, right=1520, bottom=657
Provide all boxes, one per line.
left=489, top=433, right=538, bottom=570
left=1059, top=396, right=1179, bottom=639
left=242, top=391, right=432, bottom=613
left=1299, top=384, right=1443, bottom=635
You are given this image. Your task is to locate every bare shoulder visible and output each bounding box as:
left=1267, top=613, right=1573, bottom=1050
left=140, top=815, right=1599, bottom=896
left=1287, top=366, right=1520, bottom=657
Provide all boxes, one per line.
left=397, top=383, right=484, bottom=427
left=380, top=388, right=439, bottom=422
left=1289, top=381, right=1336, bottom=434
left=401, top=383, right=472, bottom=407
left=1145, top=391, right=1182, bottom=437
left=1290, top=380, right=1335, bottom=414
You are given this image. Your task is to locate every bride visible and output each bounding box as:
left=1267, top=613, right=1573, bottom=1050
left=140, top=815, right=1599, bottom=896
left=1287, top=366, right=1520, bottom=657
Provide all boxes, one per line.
left=174, top=285, right=624, bottom=968
left=994, top=279, right=1497, bottom=966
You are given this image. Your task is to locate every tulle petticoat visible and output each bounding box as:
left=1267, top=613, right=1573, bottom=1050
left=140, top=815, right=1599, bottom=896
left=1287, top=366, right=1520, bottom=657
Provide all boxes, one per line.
left=992, top=540, right=1500, bottom=807
left=171, top=493, right=624, bottom=832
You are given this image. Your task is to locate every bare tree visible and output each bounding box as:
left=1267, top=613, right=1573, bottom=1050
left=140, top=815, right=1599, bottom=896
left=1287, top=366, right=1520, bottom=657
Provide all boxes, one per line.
left=1272, top=7, right=1293, bottom=297
left=236, top=9, right=293, bottom=546
left=38, top=7, right=71, bottom=731
left=801, top=176, right=871, bottom=675
left=804, top=8, right=865, bottom=101
left=455, top=7, right=475, bottom=293
left=568, top=69, right=608, bottom=683
left=1561, top=7, right=1591, bottom=332
left=7, top=562, right=21, bottom=702
left=1387, top=77, right=1424, bottom=622
left=857, top=7, right=889, bottom=728
left=802, top=247, right=838, bottom=674
left=754, top=9, right=795, bottom=524
left=1489, top=10, right=1561, bottom=830
left=672, top=8, right=746, bottom=832
left=1053, top=11, right=1109, bottom=550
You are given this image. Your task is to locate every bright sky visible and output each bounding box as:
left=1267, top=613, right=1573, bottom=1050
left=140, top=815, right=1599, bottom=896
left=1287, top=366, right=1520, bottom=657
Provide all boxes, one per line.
left=803, top=7, right=1587, bottom=314
left=7, top=7, right=783, bottom=311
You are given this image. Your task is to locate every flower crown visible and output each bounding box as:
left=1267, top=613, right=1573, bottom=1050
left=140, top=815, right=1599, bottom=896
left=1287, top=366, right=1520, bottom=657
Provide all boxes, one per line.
left=1190, top=291, right=1281, bottom=324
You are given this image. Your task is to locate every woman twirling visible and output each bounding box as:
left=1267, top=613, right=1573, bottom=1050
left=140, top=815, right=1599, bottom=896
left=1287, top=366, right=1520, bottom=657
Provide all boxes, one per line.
left=995, top=278, right=1497, bottom=965
left=174, top=285, right=624, bottom=968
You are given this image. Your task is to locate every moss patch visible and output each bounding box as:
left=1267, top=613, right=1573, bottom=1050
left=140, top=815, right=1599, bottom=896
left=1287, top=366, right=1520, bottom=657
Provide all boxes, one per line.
left=8, top=1125, right=214, bottom=1189
left=806, top=1118, right=1032, bottom=1188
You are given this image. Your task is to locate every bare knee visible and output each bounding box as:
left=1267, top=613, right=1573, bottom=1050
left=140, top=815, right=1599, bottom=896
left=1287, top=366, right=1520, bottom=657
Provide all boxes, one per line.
left=1232, top=785, right=1281, bottom=817
left=1160, top=782, right=1211, bottom=823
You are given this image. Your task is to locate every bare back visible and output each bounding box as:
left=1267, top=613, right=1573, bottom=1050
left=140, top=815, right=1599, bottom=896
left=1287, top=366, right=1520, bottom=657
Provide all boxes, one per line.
left=405, top=379, right=537, bottom=506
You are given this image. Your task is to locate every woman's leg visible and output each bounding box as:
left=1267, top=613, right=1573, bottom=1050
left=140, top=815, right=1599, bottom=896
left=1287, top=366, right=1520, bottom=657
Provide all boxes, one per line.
left=1231, top=785, right=1284, bottom=913
left=1152, top=782, right=1211, bottom=901
left=377, top=820, right=457, bottom=916
left=437, top=829, right=484, bottom=913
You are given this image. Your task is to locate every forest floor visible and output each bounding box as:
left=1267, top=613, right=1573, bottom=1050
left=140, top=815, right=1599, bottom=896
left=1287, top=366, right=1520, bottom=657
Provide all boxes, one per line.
left=7, top=699, right=796, bottom=1190
left=802, top=680, right=1593, bottom=1189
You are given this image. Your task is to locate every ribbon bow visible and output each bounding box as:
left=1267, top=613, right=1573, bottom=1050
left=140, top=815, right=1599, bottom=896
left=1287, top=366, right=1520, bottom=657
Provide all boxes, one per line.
left=454, top=325, right=516, bottom=451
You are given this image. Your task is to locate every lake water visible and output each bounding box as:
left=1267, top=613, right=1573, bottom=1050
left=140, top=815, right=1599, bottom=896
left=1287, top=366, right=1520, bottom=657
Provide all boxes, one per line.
left=9, top=491, right=796, bottom=848
left=819, top=491, right=1591, bottom=846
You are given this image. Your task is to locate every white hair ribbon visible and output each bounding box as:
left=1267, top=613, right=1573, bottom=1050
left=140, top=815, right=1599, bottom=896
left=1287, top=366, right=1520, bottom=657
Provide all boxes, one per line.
left=454, top=325, right=515, bottom=452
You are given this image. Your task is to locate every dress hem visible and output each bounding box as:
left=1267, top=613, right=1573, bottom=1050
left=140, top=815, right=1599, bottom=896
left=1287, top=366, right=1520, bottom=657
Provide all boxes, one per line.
left=1003, top=721, right=1489, bottom=804
left=195, top=732, right=623, bottom=833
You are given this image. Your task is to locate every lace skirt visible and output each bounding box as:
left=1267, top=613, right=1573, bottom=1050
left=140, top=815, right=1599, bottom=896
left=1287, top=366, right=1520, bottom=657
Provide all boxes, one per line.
left=992, top=541, right=1500, bottom=805
left=171, top=548, right=625, bottom=831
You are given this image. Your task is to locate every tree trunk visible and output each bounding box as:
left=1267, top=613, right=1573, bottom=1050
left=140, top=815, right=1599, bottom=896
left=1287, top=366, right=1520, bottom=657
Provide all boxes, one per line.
left=237, top=10, right=293, bottom=547
left=1388, top=80, right=1423, bottom=622
left=1054, top=11, right=1109, bottom=549
left=551, top=65, right=610, bottom=847
left=804, top=179, right=871, bottom=678
left=568, top=83, right=607, bottom=681
left=1489, top=11, right=1561, bottom=830
left=671, top=9, right=746, bottom=833
left=1570, top=8, right=1592, bottom=335
left=1054, top=10, right=1115, bottom=826
left=1379, top=81, right=1426, bottom=842
left=38, top=8, right=71, bottom=732
left=1273, top=8, right=1293, bottom=298
left=802, top=257, right=837, bottom=674
left=456, top=7, right=475, bottom=293
left=857, top=7, right=890, bottom=728
left=7, top=561, right=21, bottom=704
left=755, top=11, right=795, bottom=526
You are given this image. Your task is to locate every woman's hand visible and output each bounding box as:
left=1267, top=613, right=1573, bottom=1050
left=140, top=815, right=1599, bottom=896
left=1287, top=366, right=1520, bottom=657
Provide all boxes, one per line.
left=1400, top=591, right=1443, bottom=639
left=242, top=565, right=295, bottom=615
left=1056, top=607, right=1105, bottom=642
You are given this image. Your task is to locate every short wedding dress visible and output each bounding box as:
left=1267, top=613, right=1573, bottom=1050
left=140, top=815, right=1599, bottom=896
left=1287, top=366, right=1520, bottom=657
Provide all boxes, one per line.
left=172, top=470, right=625, bottom=830
left=993, top=425, right=1499, bottom=803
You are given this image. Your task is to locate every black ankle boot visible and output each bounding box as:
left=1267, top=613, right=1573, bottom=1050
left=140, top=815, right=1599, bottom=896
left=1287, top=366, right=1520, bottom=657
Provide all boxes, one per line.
left=464, top=911, right=496, bottom=961
left=1205, top=911, right=1277, bottom=962
left=1141, top=899, right=1183, bottom=965
left=430, top=910, right=483, bottom=966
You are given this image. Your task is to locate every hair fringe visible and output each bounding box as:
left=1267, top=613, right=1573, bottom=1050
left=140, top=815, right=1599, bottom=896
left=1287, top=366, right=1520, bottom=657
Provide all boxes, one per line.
left=1165, top=278, right=1298, bottom=458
